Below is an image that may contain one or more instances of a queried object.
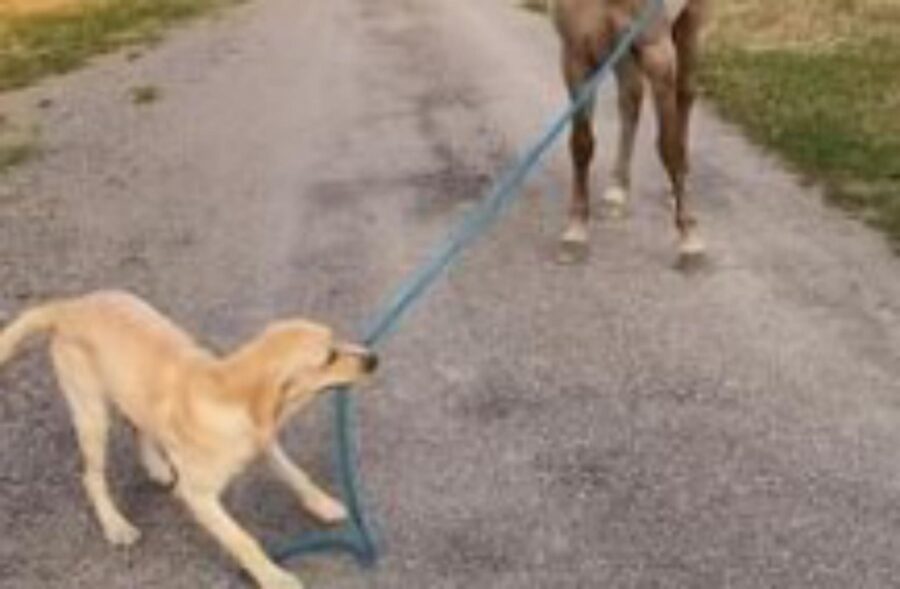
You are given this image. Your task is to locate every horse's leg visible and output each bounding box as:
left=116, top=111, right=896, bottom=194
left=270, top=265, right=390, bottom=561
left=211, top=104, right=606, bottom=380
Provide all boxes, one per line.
left=603, top=55, right=644, bottom=218
left=674, top=1, right=705, bottom=173
left=638, top=35, right=704, bottom=262
left=559, top=47, right=597, bottom=261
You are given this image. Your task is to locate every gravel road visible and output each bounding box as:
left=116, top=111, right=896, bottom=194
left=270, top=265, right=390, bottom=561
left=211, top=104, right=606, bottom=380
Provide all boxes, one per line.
left=2, top=0, right=900, bottom=587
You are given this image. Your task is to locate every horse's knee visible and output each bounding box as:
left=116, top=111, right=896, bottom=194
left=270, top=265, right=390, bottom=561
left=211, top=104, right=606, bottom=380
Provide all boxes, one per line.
left=641, top=40, right=678, bottom=94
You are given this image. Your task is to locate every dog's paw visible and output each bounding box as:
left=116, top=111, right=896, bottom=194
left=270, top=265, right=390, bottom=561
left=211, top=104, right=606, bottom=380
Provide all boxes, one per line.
left=305, top=494, right=348, bottom=524
left=259, top=571, right=305, bottom=589
left=103, top=520, right=142, bottom=547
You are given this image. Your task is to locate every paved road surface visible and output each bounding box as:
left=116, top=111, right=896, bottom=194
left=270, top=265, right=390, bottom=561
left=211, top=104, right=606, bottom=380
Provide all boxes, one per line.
left=2, top=0, right=900, bottom=587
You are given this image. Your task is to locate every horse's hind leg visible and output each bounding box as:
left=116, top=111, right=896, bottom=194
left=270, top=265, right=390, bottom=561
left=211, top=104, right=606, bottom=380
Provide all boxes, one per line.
left=559, top=48, right=597, bottom=261
left=639, top=35, right=704, bottom=262
left=672, top=3, right=706, bottom=260
left=603, top=55, right=644, bottom=218
left=674, top=1, right=705, bottom=154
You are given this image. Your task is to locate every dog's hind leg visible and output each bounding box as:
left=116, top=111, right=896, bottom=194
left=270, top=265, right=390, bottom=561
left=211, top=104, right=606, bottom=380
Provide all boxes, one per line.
left=267, top=443, right=347, bottom=524
left=139, top=434, right=176, bottom=487
left=51, top=339, right=141, bottom=546
left=604, top=55, right=644, bottom=218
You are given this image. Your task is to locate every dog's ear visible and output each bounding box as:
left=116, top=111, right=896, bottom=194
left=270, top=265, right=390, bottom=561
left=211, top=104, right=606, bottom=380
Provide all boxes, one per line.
left=249, top=350, right=312, bottom=442
left=249, top=381, right=287, bottom=443
left=247, top=360, right=299, bottom=443
left=223, top=321, right=330, bottom=442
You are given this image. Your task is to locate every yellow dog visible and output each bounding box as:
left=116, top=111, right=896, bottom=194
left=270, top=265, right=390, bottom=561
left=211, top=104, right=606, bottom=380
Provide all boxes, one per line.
left=0, top=290, right=378, bottom=589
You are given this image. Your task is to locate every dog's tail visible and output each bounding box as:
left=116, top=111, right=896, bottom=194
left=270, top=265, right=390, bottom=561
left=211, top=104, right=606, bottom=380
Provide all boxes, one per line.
left=0, top=303, right=62, bottom=366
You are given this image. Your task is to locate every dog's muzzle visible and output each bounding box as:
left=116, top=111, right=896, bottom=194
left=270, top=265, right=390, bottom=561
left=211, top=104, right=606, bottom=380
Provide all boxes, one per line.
left=362, top=352, right=379, bottom=374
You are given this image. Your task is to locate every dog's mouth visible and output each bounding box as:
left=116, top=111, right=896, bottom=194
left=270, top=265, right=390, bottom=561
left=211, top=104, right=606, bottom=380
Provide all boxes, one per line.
left=350, top=350, right=379, bottom=385
left=360, top=350, right=379, bottom=374
left=320, top=345, right=379, bottom=390
left=331, top=344, right=378, bottom=374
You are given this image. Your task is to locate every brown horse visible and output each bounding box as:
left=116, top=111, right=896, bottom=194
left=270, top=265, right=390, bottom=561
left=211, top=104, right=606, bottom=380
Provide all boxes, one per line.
left=552, top=0, right=708, bottom=263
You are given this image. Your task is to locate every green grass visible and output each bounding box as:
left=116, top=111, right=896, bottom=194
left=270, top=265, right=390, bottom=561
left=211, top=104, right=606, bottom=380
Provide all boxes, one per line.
left=130, top=83, right=160, bottom=104
left=0, top=141, right=37, bottom=172
left=0, top=121, right=39, bottom=173
left=701, top=36, right=900, bottom=249
left=0, top=0, right=242, bottom=92
left=520, top=0, right=549, bottom=13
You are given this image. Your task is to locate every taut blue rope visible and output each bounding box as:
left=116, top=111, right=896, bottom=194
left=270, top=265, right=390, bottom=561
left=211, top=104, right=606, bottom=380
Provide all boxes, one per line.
left=270, top=0, right=664, bottom=566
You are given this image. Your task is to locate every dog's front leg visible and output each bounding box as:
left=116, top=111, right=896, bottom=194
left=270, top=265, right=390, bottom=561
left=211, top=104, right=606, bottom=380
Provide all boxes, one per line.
left=178, top=487, right=303, bottom=589
left=267, top=443, right=348, bottom=524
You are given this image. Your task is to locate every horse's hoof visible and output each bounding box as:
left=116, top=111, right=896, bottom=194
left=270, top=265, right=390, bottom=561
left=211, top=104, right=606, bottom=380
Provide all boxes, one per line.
left=676, top=250, right=707, bottom=272
left=680, top=232, right=706, bottom=255
left=557, top=235, right=589, bottom=265
left=602, top=203, right=628, bottom=220
left=601, top=186, right=629, bottom=219
left=676, top=233, right=707, bottom=271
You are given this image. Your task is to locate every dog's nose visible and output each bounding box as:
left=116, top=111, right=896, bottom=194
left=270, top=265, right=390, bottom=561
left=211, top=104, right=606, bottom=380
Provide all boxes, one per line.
left=362, top=352, right=379, bottom=373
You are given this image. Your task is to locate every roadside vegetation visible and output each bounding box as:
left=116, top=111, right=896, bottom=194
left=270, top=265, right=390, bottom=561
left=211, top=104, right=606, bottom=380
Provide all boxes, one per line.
left=0, top=0, right=242, bottom=92
left=130, top=83, right=160, bottom=104
left=521, top=0, right=549, bottom=13
left=702, top=0, right=900, bottom=249
left=0, top=0, right=241, bottom=173
left=0, top=116, right=38, bottom=173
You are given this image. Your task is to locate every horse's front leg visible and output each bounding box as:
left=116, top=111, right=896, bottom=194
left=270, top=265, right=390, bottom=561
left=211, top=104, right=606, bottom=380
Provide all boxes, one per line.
left=559, top=48, right=597, bottom=263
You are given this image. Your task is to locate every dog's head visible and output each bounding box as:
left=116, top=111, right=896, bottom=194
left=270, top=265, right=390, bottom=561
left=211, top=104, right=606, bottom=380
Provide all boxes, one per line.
left=266, top=319, right=378, bottom=397
left=228, top=319, right=378, bottom=439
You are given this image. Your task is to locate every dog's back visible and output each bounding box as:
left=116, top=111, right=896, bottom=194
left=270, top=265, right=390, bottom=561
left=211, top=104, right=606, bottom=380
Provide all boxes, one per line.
left=0, top=291, right=212, bottom=428
left=1, top=290, right=202, bottom=366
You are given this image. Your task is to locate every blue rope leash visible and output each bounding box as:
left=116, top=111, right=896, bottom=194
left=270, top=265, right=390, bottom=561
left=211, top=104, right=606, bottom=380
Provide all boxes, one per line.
left=270, top=0, right=664, bottom=566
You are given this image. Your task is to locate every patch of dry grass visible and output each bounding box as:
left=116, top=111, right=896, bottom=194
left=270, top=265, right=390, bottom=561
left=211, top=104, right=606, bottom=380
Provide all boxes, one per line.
left=0, top=114, right=39, bottom=172
left=702, top=0, right=900, bottom=249
left=520, top=0, right=549, bottom=13
left=706, top=0, right=900, bottom=50
left=0, top=0, right=241, bottom=91
left=129, top=82, right=159, bottom=104
left=0, top=0, right=91, bottom=17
